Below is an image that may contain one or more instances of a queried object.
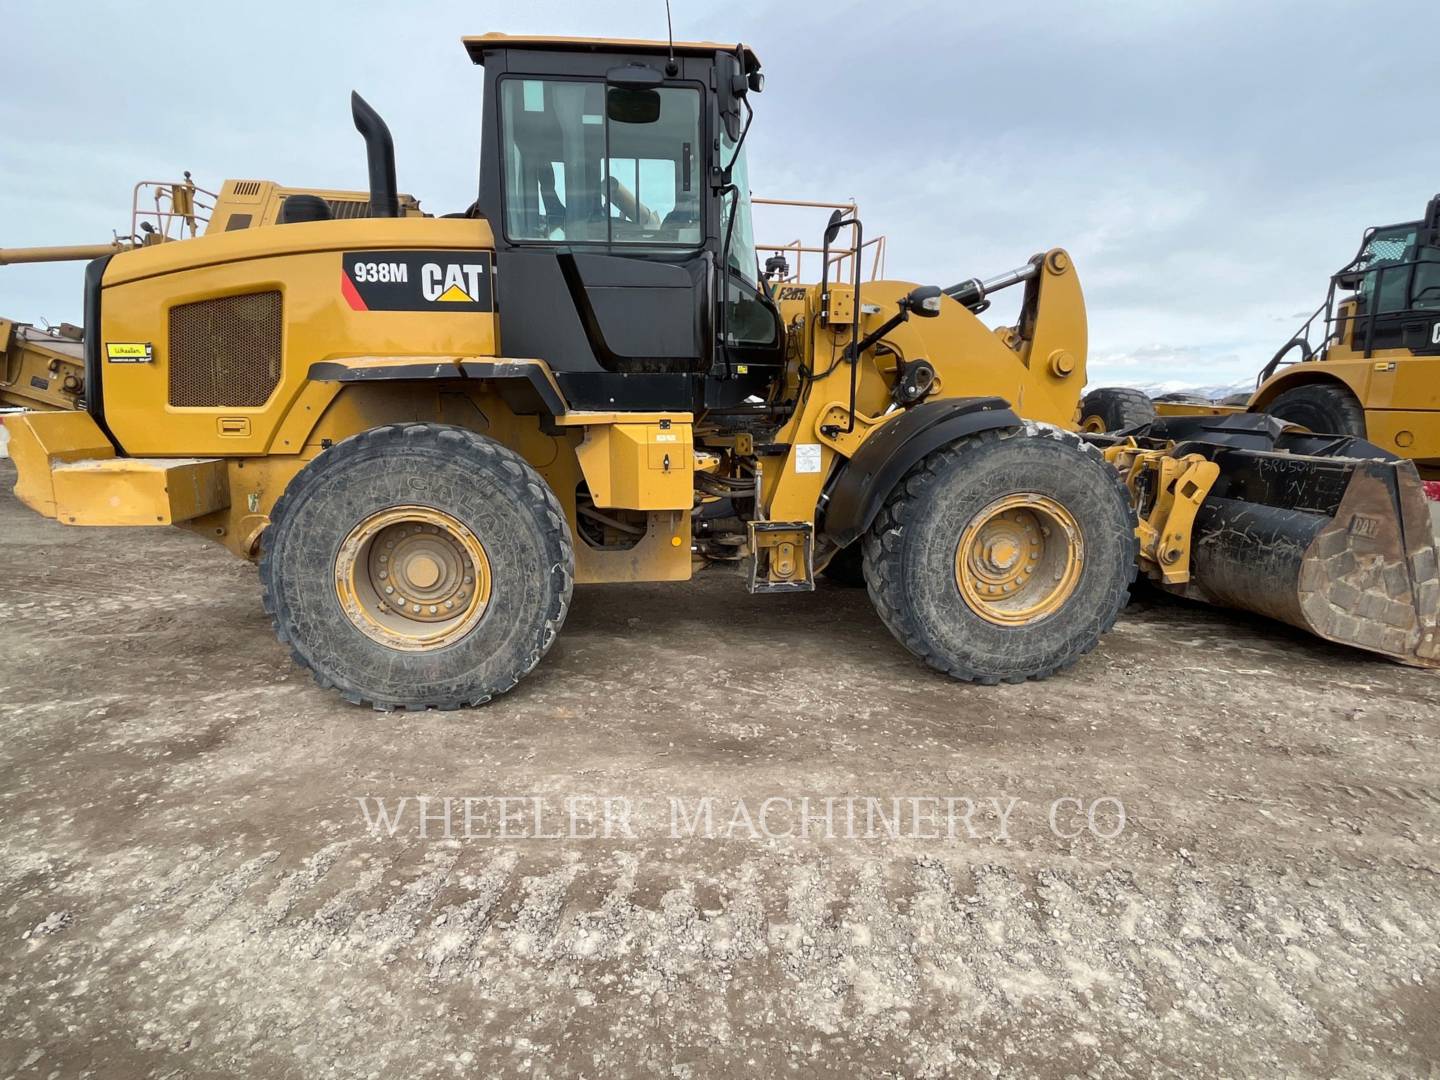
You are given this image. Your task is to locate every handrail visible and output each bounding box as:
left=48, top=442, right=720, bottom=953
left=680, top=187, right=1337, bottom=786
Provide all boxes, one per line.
left=752, top=196, right=887, bottom=283
left=1263, top=245, right=1440, bottom=384
left=131, top=174, right=217, bottom=243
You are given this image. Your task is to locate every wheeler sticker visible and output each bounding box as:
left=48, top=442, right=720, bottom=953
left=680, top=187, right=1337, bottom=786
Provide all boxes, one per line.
left=106, top=342, right=153, bottom=363
left=341, top=250, right=494, bottom=312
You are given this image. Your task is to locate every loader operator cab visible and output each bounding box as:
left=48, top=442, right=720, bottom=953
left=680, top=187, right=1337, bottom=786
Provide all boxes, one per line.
left=467, top=35, right=783, bottom=412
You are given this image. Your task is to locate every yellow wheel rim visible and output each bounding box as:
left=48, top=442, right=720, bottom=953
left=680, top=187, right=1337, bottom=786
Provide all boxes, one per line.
left=955, top=494, right=1083, bottom=626
left=334, top=505, right=492, bottom=651
left=1079, top=414, right=1108, bottom=433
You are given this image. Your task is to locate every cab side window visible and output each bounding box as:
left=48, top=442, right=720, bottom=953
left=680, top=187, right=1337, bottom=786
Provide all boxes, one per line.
left=500, top=78, right=702, bottom=247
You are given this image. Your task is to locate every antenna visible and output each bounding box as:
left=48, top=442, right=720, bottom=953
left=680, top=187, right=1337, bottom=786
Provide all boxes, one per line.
left=664, top=0, right=677, bottom=74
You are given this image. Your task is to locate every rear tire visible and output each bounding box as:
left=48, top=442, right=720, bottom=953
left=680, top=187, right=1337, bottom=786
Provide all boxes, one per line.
left=862, top=424, right=1137, bottom=684
left=1079, top=386, right=1156, bottom=432
left=260, top=423, right=574, bottom=709
left=1263, top=383, right=1366, bottom=437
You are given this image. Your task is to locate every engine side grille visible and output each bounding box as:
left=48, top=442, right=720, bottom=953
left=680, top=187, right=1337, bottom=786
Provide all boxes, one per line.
left=325, top=198, right=371, bottom=220
left=168, top=291, right=282, bottom=408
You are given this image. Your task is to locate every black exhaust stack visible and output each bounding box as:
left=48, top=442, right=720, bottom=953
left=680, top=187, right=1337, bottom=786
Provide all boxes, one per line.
left=351, top=91, right=399, bottom=219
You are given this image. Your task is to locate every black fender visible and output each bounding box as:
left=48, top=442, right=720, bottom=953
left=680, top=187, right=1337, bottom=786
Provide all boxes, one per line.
left=820, top=396, right=1021, bottom=547
left=307, top=358, right=567, bottom=417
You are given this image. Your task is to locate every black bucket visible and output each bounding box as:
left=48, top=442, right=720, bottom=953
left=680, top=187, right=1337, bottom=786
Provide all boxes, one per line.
left=1146, top=415, right=1440, bottom=667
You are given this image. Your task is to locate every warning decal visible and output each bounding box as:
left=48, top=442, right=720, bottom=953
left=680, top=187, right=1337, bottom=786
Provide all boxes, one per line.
left=341, top=251, right=494, bottom=312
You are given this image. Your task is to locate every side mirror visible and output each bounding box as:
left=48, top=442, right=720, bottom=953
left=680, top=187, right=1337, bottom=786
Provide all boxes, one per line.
left=823, top=209, right=845, bottom=246
left=717, top=54, right=744, bottom=142
left=903, top=285, right=944, bottom=317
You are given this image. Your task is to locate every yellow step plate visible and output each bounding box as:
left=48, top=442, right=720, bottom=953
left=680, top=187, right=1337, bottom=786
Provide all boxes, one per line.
left=51, top=457, right=229, bottom=526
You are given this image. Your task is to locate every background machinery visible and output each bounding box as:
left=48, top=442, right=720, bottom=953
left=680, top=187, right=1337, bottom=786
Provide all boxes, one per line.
left=1, top=177, right=422, bottom=411
left=3, top=35, right=1436, bottom=710
left=1082, top=194, right=1440, bottom=481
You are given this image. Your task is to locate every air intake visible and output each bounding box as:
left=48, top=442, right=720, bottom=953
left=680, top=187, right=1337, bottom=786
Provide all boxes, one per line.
left=168, top=291, right=282, bottom=407
left=325, top=198, right=372, bottom=220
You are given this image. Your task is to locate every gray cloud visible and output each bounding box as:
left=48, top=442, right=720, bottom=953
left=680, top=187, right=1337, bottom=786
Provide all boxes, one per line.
left=4, top=0, right=1437, bottom=388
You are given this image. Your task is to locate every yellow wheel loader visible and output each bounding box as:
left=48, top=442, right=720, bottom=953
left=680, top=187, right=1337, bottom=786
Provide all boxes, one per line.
left=3, top=34, right=1436, bottom=709
left=1083, top=194, right=1440, bottom=481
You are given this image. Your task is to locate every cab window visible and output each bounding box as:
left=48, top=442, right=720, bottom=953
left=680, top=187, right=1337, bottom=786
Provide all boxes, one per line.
left=719, top=131, right=779, bottom=348
left=499, top=78, right=702, bottom=246
left=1356, top=226, right=1440, bottom=313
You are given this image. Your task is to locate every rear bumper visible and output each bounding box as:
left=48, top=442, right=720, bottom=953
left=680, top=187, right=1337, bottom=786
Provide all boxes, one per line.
left=3, top=410, right=228, bottom=525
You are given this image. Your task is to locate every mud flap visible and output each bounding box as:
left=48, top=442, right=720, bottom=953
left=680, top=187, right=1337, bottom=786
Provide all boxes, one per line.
left=1154, top=418, right=1440, bottom=667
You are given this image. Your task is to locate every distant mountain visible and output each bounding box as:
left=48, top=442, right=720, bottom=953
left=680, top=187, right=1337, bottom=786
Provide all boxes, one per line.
left=1098, top=379, right=1254, bottom=403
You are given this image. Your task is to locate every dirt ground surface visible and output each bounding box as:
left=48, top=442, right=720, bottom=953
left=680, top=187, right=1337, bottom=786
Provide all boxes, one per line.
left=2, top=457, right=1439, bottom=1079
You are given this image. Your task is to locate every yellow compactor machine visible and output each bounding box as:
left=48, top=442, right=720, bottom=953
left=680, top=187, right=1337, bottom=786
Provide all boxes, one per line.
left=4, top=35, right=1437, bottom=708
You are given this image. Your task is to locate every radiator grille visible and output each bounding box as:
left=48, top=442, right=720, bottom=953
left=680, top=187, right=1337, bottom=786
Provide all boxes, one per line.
left=168, top=291, right=282, bottom=407
left=325, top=198, right=372, bottom=220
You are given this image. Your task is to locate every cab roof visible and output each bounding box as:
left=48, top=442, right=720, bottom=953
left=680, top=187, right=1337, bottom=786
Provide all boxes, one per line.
left=463, top=33, right=760, bottom=71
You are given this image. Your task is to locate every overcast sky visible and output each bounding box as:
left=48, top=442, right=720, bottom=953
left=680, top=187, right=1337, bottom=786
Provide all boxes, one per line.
left=4, top=1, right=1438, bottom=390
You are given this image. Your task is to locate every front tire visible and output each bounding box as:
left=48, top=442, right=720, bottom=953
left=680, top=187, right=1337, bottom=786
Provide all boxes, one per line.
left=862, top=425, right=1137, bottom=684
left=260, top=423, right=574, bottom=709
left=1264, top=383, right=1366, bottom=437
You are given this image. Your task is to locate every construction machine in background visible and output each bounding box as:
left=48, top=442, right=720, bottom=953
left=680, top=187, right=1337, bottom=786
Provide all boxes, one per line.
left=1, top=177, right=423, bottom=411
left=2, top=34, right=1435, bottom=710
left=1081, top=194, right=1440, bottom=481
left=1, top=319, right=87, bottom=412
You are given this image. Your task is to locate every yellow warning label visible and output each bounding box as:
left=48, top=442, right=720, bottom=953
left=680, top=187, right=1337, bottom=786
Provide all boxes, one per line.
left=435, top=284, right=473, bottom=303
left=106, top=342, right=152, bottom=362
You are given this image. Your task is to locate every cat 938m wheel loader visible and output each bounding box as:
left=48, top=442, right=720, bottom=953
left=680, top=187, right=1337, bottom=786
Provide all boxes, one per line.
left=4, top=34, right=1437, bottom=709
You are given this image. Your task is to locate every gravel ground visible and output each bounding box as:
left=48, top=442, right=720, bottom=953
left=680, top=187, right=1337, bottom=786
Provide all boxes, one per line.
left=1, top=458, right=1438, bottom=1078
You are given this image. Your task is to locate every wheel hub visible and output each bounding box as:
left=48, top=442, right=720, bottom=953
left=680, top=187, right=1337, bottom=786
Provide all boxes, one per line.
left=336, top=506, right=492, bottom=650
left=955, top=494, right=1083, bottom=626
